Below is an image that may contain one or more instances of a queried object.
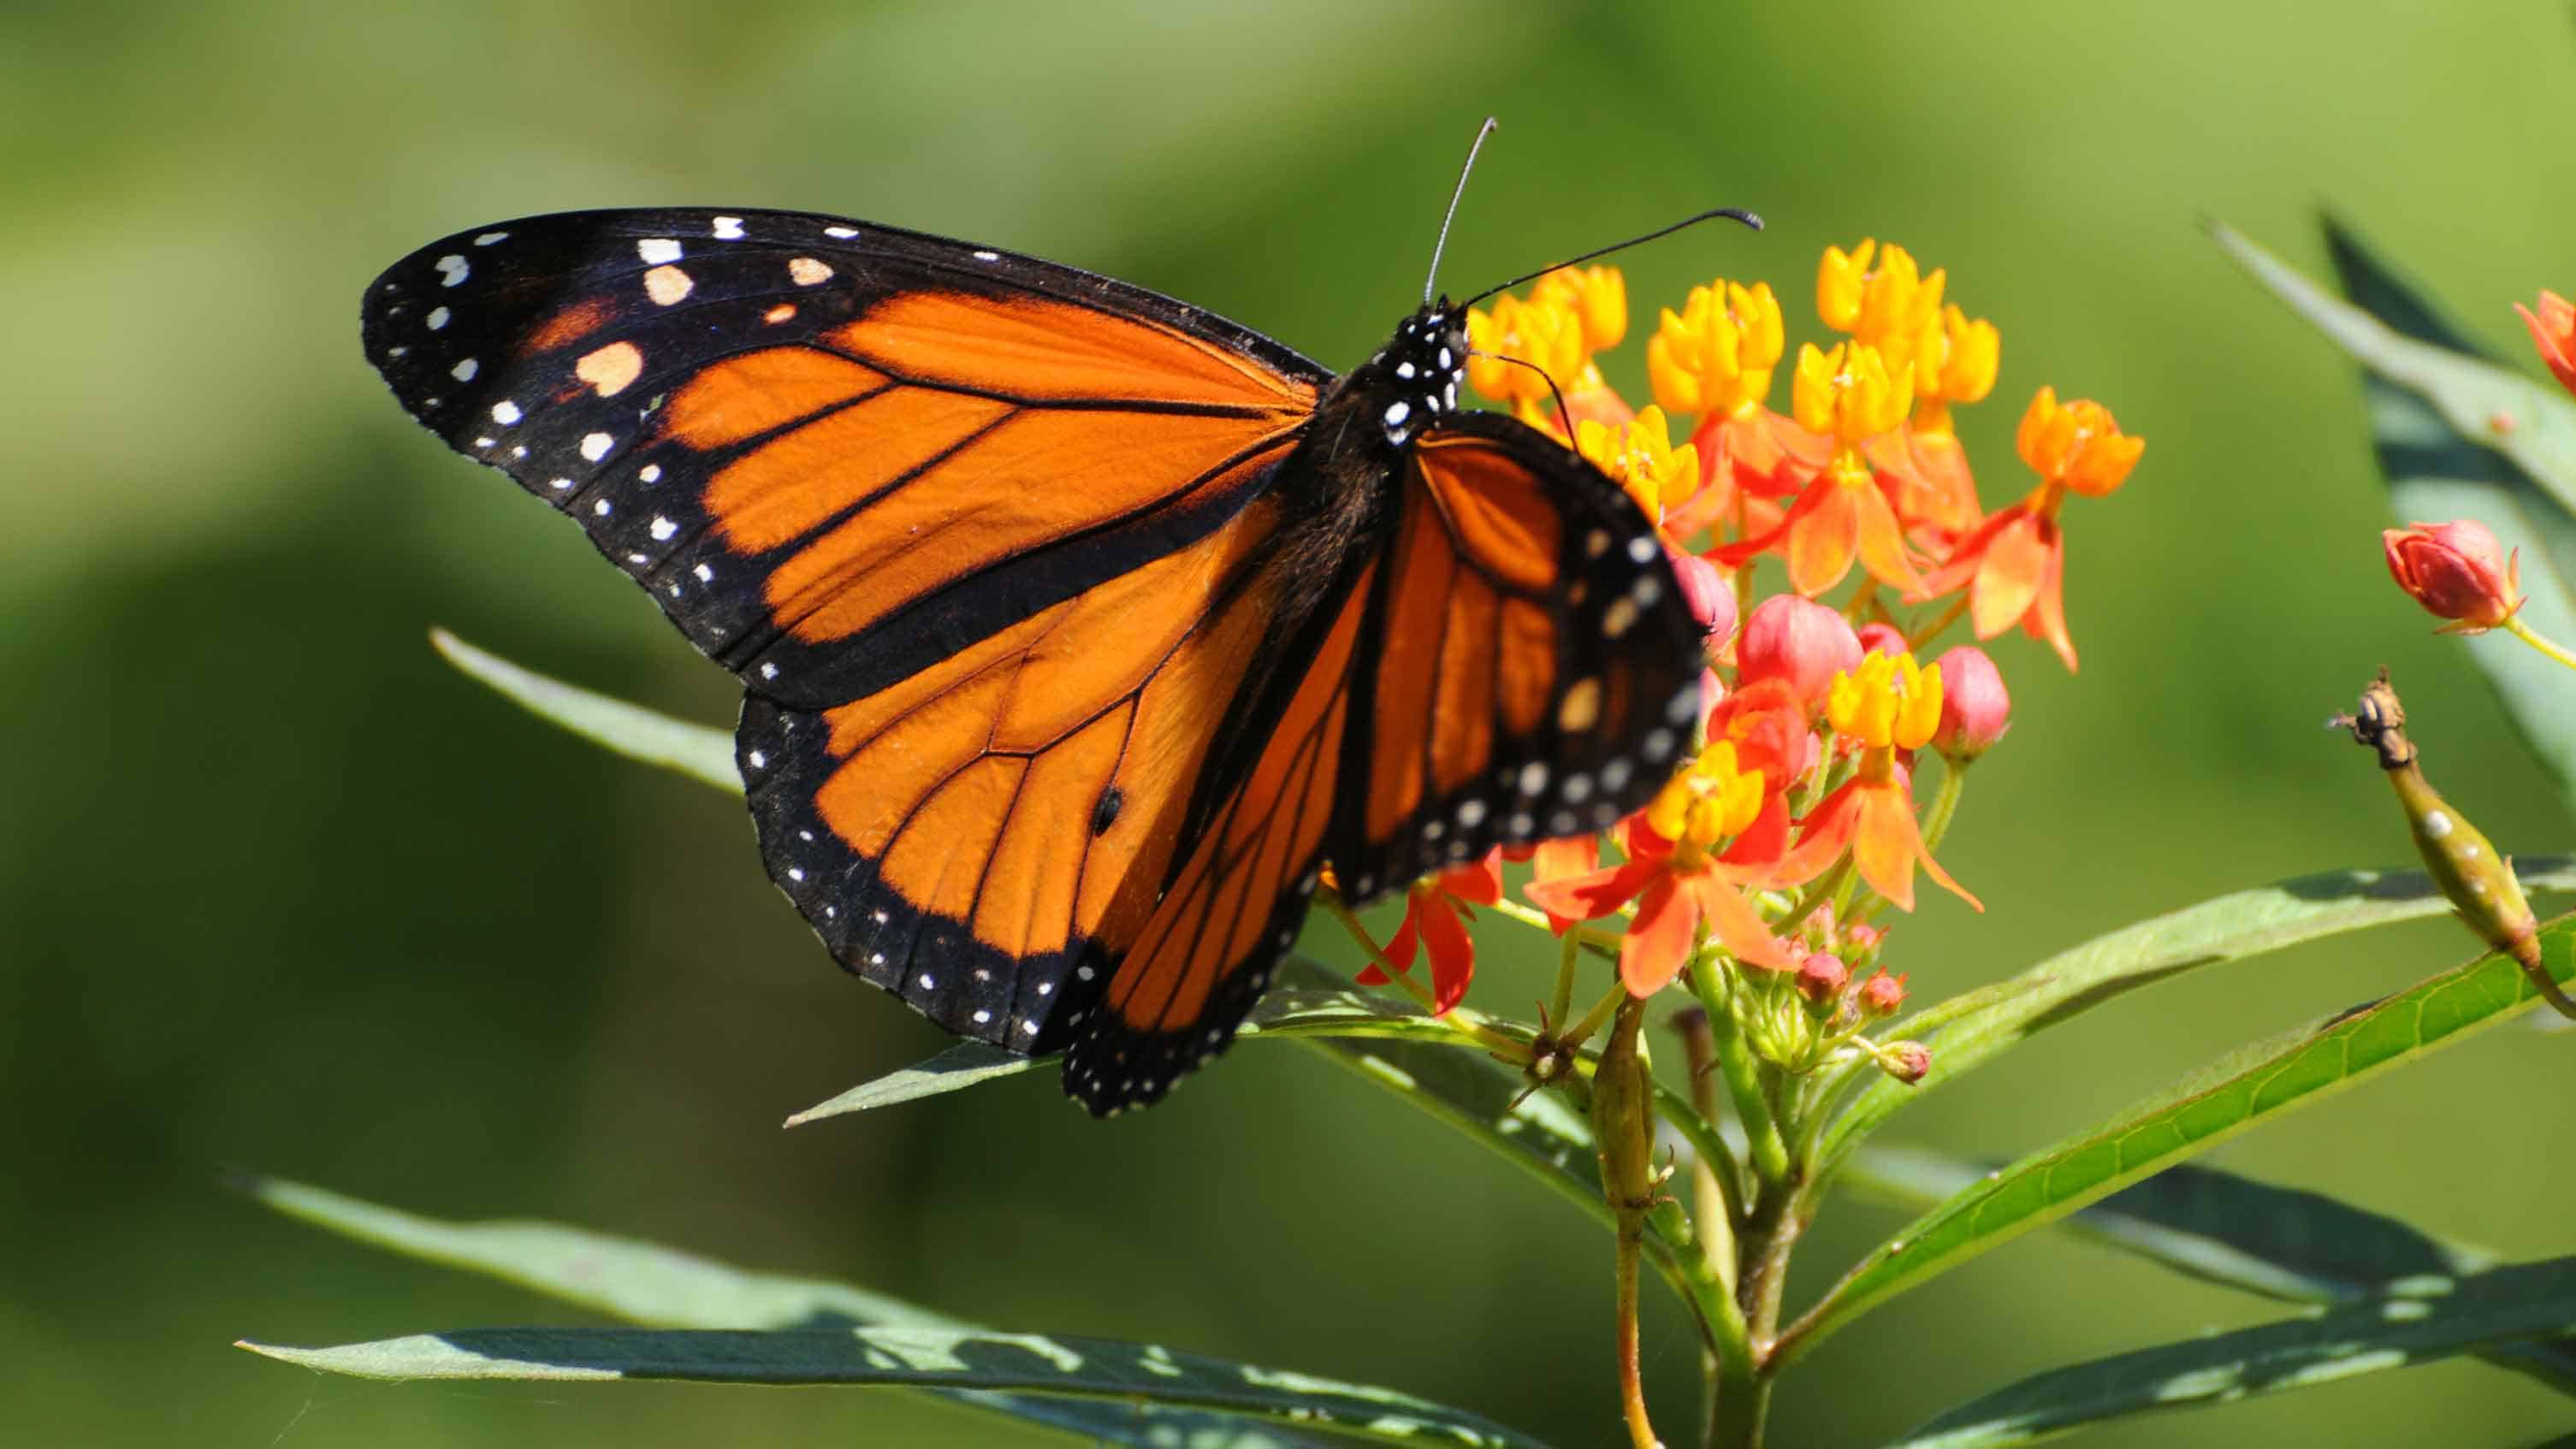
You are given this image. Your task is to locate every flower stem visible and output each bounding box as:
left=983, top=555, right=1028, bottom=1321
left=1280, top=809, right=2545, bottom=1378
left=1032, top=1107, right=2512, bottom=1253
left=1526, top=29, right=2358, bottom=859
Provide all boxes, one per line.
left=1918, top=758, right=1969, bottom=857
left=1593, top=994, right=1665, bottom=1449
left=1562, top=978, right=1632, bottom=1055
left=1691, top=966, right=1791, bottom=1186
left=1669, top=1006, right=1741, bottom=1292
left=1551, top=927, right=1584, bottom=1034
left=2503, top=614, right=2576, bottom=672
left=1906, top=592, right=1971, bottom=653
left=1774, top=855, right=1851, bottom=938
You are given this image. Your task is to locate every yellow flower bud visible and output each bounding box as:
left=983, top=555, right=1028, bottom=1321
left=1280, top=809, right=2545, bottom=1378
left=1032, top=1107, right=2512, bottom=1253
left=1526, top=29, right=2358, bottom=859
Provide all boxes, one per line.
left=1794, top=341, right=1914, bottom=447
left=1531, top=264, right=1628, bottom=353
left=1647, top=280, right=1780, bottom=417
left=1466, top=293, right=1585, bottom=405
left=1818, top=240, right=1876, bottom=332
left=1826, top=652, right=1944, bottom=751
left=1576, top=405, right=1699, bottom=523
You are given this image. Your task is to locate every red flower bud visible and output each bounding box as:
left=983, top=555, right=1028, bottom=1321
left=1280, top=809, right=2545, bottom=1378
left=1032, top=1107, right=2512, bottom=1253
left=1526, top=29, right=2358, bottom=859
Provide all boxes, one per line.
left=1738, top=595, right=1861, bottom=710
left=1668, top=544, right=1738, bottom=646
left=1795, top=951, right=1850, bottom=1006
left=2382, top=520, right=2523, bottom=633
left=1930, top=646, right=2010, bottom=760
left=2519, top=290, right=2576, bottom=397
left=1856, top=622, right=1907, bottom=659
left=1883, top=1040, right=1931, bottom=1084
left=1857, top=968, right=1907, bottom=1018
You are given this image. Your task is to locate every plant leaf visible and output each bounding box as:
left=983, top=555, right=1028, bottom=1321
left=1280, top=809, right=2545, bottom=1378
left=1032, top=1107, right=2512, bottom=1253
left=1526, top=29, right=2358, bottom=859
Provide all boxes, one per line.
left=2215, top=218, right=2576, bottom=803
left=429, top=629, right=740, bottom=795
left=240, top=1326, right=1554, bottom=1449
left=1817, top=859, right=2576, bottom=1170
left=1842, top=1149, right=2576, bottom=1396
left=1883, top=1256, right=2576, bottom=1448
left=787, top=973, right=1436, bottom=1124
left=1780, top=914, right=2576, bottom=1364
left=233, top=1173, right=1338, bottom=1447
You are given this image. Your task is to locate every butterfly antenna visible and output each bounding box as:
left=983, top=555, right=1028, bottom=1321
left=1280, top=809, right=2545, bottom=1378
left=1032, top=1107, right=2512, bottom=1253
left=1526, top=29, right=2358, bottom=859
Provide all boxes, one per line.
left=1424, top=117, right=1500, bottom=306
left=1461, top=205, right=1765, bottom=309
left=1469, top=349, right=1577, bottom=439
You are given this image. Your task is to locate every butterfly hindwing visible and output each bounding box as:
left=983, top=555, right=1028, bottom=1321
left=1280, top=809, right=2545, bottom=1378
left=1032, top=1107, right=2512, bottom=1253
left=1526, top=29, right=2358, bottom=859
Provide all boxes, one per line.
left=1063, top=412, right=1704, bottom=1114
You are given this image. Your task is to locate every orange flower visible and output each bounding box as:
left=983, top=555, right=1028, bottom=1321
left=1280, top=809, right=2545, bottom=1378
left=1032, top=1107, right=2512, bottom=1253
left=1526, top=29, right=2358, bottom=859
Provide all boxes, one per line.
left=1916, top=387, right=2141, bottom=671
left=2518, top=290, right=2576, bottom=396
left=1714, top=341, right=1925, bottom=594
left=1354, top=850, right=1502, bottom=1014
left=1774, top=653, right=1981, bottom=913
left=1467, top=269, right=1633, bottom=438
left=1523, top=742, right=1801, bottom=996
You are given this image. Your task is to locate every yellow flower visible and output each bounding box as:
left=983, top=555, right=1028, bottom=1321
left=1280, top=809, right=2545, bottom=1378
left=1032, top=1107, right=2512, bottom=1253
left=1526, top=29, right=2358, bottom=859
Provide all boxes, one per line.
left=2016, top=386, right=2143, bottom=498
left=1792, top=341, right=1913, bottom=447
left=1817, top=240, right=1878, bottom=333
left=1827, top=651, right=1944, bottom=752
left=1646, top=279, right=1783, bottom=417
left=1644, top=740, right=1765, bottom=852
left=1531, top=264, right=1628, bottom=353
left=1576, top=405, right=1700, bottom=524
left=1919, top=305, right=2000, bottom=408
left=1466, top=292, right=1585, bottom=405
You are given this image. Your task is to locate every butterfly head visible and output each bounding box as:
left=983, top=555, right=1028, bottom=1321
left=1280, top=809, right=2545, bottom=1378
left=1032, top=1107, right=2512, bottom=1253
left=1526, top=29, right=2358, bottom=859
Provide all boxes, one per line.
left=1367, top=305, right=1468, bottom=449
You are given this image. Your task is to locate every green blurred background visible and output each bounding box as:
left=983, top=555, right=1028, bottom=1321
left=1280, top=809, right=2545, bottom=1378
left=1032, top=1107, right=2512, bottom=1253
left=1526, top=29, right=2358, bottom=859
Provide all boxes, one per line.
left=8, top=1, right=2575, bottom=1444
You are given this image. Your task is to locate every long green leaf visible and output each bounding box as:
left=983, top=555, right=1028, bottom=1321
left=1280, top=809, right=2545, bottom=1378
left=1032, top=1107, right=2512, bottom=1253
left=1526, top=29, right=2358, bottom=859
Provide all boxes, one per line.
left=1818, top=859, right=2576, bottom=1170
left=2274, top=216, right=2576, bottom=805
left=1884, top=1256, right=2576, bottom=1448
left=234, top=1173, right=1333, bottom=1448
left=1779, top=914, right=2576, bottom=1364
left=430, top=628, right=740, bottom=794
left=1844, top=1150, right=2576, bottom=1396
left=240, top=1326, right=1554, bottom=1449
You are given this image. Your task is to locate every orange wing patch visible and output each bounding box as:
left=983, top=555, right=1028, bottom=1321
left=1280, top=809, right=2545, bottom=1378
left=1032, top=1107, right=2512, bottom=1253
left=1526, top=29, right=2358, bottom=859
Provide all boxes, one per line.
left=831, top=292, right=1318, bottom=410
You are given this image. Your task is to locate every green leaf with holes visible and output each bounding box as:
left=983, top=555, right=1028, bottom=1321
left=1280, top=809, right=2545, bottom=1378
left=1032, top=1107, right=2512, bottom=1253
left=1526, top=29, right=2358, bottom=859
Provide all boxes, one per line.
left=234, top=1172, right=1368, bottom=1448
left=2213, top=217, right=2576, bottom=803
left=1882, top=1256, right=2576, bottom=1448
left=1842, top=1149, right=2576, bottom=1396
left=431, top=628, right=740, bottom=793
left=1780, top=914, right=2576, bottom=1365
left=1816, top=859, right=2576, bottom=1171
left=240, top=1326, right=1553, bottom=1449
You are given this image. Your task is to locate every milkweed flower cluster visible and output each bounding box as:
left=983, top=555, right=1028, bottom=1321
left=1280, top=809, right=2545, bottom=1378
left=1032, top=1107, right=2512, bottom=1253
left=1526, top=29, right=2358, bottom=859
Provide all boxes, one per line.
left=1360, top=239, right=2144, bottom=1086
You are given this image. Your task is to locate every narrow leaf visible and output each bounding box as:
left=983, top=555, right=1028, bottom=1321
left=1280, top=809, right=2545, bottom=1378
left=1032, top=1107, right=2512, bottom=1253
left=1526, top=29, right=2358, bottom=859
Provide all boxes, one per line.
left=1780, top=915, right=2576, bottom=1363
left=1818, top=859, right=2576, bottom=1169
left=1843, top=1150, right=2576, bottom=1396
left=2316, top=216, right=2576, bottom=804
left=1885, top=1256, right=2576, bottom=1448
left=235, top=1173, right=1331, bottom=1448
left=240, top=1326, right=1554, bottom=1449
left=429, top=629, right=740, bottom=795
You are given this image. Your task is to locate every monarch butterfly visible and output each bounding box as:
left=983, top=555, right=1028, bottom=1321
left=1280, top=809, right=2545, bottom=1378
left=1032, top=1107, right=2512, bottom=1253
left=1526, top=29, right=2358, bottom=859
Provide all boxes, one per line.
left=362, top=129, right=1750, bottom=1115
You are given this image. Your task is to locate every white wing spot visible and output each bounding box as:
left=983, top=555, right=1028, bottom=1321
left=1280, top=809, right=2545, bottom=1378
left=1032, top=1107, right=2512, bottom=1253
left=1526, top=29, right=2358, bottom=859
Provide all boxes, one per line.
left=747, top=749, right=767, bottom=768
left=787, top=867, right=805, bottom=883
left=580, top=432, right=613, bottom=462
left=1078, top=964, right=1096, bottom=981
left=1384, top=400, right=1410, bottom=427
left=972, top=249, right=1000, bottom=262
left=637, top=238, right=683, bottom=264
left=1457, top=798, right=1489, bottom=827
left=1395, top=361, right=1416, bottom=380
left=918, top=973, right=936, bottom=991
left=693, top=562, right=714, bottom=582
left=711, top=216, right=745, bottom=240
left=434, top=254, right=469, bottom=287
left=473, top=231, right=509, bottom=246
left=548, top=476, right=574, bottom=490
left=1631, top=575, right=1663, bottom=609
left=760, top=662, right=779, bottom=680
left=426, top=306, right=451, bottom=330
left=787, top=257, right=832, bottom=287
left=1586, top=529, right=1612, bottom=558
left=592, top=499, right=612, bottom=517
left=1602, top=597, right=1640, bottom=639
left=450, top=358, right=479, bottom=382
left=1516, top=762, right=1549, bottom=795
left=639, top=464, right=664, bottom=483
left=1627, top=535, right=1658, bottom=564
left=1643, top=728, right=1678, bottom=762
left=649, top=516, right=677, bottom=541
left=824, top=225, right=859, bottom=240
left=576, top=340, right=644, bottom=397
left=1561, top=772, right=1594, bottom=804
left=472, top=436, right=494, bottom=449
left=643, top=265, right=693, bottom=305
left=972, top=1009, right=992, bottom=1025
left=489, top=400, right=522, bottom=425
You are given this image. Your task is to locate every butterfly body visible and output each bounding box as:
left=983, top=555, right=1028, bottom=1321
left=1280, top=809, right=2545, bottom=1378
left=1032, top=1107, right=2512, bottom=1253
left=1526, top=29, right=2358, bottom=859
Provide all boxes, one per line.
left=364, top=208, right=1704, bottom=1114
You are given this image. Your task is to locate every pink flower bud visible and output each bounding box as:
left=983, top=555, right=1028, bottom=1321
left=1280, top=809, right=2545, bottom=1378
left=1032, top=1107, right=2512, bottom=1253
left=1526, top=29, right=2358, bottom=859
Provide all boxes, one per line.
left=1857, top=968, right=1907, bottom=1018
left=1931, top=646, right=2010, bottom=760
left=1738, top=595, right=1861, bottom=710
left=1856, top=622, right=1907, bottom=658
left=1883, top=1040, right=1931, bottom=1085
left=2383, top=520, right=2523, bottom=632
left=1669, top=546, right=1738, bottom=644
left=1795, top=951, right=1850, bottom=1006
left=1845, top=923, right=1884, bottom=954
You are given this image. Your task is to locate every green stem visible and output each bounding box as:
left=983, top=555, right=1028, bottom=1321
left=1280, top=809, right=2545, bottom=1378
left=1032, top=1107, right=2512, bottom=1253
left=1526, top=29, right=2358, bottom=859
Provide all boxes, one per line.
left=1670, top=1006, right=1742, bottom=1292
left=1561, top=978, right=1632, bottom=1055
left=2503, top=614, right=2576, bottom=672
left=1774, top=855, right=1852, bottom=938
left=1315, top=890, right=1530, bottom=1062
left=1550, top=927, right=1584, bottom=1033
left=1692, top=966, right=1791, bottom=1186
left=1917, top=758, right=1969, bottom=857
left=1906, top=592, right=1971, bottom=653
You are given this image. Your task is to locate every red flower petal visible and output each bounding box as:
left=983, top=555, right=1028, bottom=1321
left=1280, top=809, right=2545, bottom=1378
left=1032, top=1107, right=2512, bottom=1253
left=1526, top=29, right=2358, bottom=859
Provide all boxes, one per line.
left=1418, top=895, right=1477, bottom=1014
left=1524, top=856, right=1663, bottom=922
left=1620, top=874, right=1700, bottom=996
left=1354, top=906, right=1421, bottom=985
